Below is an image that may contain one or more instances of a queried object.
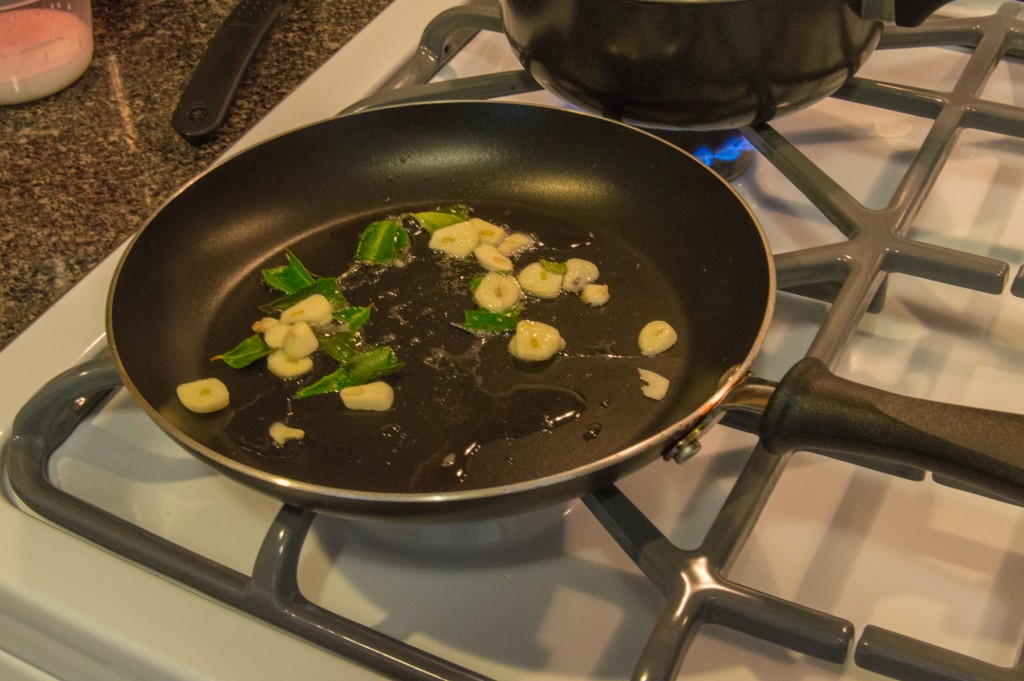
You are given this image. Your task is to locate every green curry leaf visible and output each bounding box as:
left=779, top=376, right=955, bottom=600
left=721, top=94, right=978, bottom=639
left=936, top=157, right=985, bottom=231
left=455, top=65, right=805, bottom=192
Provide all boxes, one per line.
left=332, top=305, right=371, bottom=332
left=411, top=204, right=471, bottom=234
left=355, top=219, right=410, bottom=264
left=294, top=365, right=354, bottom=399
left=461, top=308, right=520, bottom=334
left=540, top=259, right=567, bottom=276
left=211, top=334, right=273, bottom=369
left=261, top=250, right=316, bottom=294
left=318, top=331, right=359, bottom=364
left=347, top=346, right=404, bottom=384
left=294, top=346, right=403, bottom=399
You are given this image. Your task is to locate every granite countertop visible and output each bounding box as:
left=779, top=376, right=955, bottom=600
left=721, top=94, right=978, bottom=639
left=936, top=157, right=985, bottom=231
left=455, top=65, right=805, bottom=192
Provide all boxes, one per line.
left=0, top=0, right=392, bottom=350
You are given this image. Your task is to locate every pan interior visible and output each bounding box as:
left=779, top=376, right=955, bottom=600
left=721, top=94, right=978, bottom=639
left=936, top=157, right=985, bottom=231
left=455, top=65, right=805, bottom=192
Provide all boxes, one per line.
left=108, top=102, right=771, bottom=499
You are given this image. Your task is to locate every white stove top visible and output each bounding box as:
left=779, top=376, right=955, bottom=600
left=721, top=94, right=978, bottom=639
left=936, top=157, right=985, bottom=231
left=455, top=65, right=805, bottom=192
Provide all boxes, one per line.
left=1, top=1, right=1023, bottom=679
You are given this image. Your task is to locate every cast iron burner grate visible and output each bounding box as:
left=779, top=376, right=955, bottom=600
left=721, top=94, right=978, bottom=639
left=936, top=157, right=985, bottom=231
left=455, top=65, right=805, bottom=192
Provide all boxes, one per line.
left=5, top=2, right=1024, bottom=680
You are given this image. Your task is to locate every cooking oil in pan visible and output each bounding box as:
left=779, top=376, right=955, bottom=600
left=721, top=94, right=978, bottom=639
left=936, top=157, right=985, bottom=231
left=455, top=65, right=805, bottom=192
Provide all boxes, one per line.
left=211, top=205, right=690, bottom=493
left=409, top=382, right=587, bottom=491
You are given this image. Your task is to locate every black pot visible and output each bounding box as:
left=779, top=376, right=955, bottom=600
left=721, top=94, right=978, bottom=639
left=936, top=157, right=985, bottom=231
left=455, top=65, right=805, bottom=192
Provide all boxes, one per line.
left=499, top=0, right=955, bottom=129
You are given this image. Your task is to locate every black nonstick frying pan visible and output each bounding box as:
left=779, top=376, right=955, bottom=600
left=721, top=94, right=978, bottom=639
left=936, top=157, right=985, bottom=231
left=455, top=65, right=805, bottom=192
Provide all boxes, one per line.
left=108, top=101, right=1024, bottom=519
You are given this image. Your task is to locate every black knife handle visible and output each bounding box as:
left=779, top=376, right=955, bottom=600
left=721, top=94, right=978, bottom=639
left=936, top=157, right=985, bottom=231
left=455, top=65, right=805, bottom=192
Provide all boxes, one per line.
left=172, top=0, right=287, bottom=144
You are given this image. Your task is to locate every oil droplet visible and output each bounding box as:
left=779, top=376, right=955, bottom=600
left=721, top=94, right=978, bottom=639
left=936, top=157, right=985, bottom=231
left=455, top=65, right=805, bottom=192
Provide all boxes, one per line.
left=505, top=456, right=516, bottom=464
left=567, top=231, right=596, bottom=250
left=407, top=384, right=586, bottom=493
left=599, top=398, right=611, bottom=409
left=583, top=423, right=602, bottom=441
left=544, top=407, right=580, bottom=429
left=380, top=423, right=405, bottom=440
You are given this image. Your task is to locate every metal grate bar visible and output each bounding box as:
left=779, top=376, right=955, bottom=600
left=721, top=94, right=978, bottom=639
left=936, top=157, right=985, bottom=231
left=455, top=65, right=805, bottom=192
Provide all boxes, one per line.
left=745, top=1, right=1020, bottom=363
left=856, top=625, right=1024, bottom=681
left=2, top=353, right=494, bottom=681
left=583, top=472, right=855, bottom=681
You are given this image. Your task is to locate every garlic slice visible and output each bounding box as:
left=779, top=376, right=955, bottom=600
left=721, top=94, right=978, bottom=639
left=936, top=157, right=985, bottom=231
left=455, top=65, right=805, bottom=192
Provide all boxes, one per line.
left=474, top=271, right=522, bottom=312
left=176, top=378, right=230, bottom=414
left=580, top=283, right=610, bottom=306
left=562, top=258, right=600, bottom=292
left=469, top=217, right=507, bottom=245
left=428, top=221, right=480, bottom=257
left=267, top=350, right=314, bottom=378
left=497, top=232, right=535, bottom=257
left=508, top=320, right=565, bottom=361
left=262, top=321, right=290, bottom=348
left=638, top=320, right=678, bottom=356
left=638, top=369, right=670, bottom=400
left=282, top=321, right=318, bottom=359
left=474, top=243, right=514, bottom=272
left=251, top=317, right=279, bottom=333
left=518, top=262, right=563, bottom=299
left=340, top=381, right=395, bottom=411
left=269, top=422, right=305, bottom=445
left=280, top=293, right=333, bottom=326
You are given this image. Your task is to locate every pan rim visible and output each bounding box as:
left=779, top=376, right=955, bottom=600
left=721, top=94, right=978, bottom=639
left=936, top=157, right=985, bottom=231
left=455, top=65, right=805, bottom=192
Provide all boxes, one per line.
left=106, top=99, right=776, bottom=514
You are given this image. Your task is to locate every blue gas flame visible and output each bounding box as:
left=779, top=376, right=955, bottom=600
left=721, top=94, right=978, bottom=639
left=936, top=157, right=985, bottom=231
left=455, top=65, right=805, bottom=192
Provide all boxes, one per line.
left=692, top=135, right=754, bottom=167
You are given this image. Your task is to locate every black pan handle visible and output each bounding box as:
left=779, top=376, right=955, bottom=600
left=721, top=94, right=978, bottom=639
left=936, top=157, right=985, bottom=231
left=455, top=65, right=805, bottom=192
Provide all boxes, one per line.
left=848, top=0, right=998, bottom=26
left=891, top=0, right=955, bottom=26
left=171, top=0, right=288, bottom=145
left=759, top=357, right=1024, bottom=503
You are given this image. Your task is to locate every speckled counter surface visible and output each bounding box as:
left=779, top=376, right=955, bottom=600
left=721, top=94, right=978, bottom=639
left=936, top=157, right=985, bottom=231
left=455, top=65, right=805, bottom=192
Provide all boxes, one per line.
left=0, top=0, right=392, bottom=350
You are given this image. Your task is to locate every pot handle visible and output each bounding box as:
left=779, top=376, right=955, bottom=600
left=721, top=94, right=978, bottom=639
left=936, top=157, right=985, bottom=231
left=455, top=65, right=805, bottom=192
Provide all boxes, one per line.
left=848, top=0, right=956, bottom=26
left=759, top=357, right=1024, bottom=504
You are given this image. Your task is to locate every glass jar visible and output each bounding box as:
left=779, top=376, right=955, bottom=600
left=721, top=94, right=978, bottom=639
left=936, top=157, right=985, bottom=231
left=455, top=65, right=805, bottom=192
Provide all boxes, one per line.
left=0, top=0, right=93, bottom=105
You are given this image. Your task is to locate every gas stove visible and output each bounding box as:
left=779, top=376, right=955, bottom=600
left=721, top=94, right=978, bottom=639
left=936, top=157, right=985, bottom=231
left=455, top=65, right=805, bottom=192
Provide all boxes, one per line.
left=2, top=1, right=1023, bottom=680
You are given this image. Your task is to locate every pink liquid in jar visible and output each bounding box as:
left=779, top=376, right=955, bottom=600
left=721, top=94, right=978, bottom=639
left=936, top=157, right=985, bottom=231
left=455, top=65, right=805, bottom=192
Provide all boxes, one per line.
left=0, top=7, right=92, bottom=104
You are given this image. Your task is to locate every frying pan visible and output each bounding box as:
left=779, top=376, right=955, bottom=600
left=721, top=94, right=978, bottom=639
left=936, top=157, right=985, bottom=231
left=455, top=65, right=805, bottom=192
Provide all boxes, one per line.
left=108, top=101, right=1024, bottom=519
